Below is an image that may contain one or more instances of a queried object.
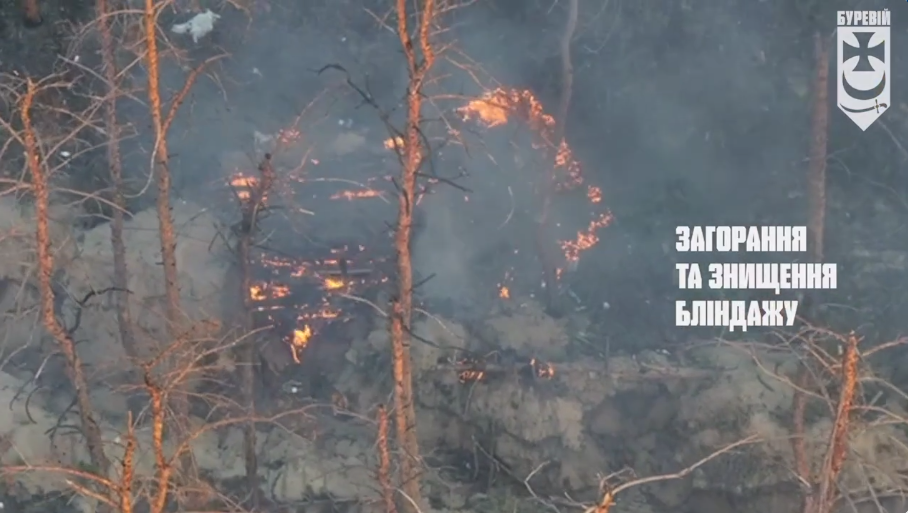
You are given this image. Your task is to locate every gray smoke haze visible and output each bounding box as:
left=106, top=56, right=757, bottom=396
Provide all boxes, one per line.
left=107, top=0, right=908, bottom=337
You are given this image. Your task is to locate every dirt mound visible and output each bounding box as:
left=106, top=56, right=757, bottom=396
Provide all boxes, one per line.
left=334, top=299, right=908, bottom=504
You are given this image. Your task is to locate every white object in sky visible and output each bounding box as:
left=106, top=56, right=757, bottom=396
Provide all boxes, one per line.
left=171, top=9, right=220, bottom=43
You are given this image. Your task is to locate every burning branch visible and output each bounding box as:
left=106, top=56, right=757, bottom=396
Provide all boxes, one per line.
left=141, top=0, right=226, bottom=480
left=20, top=77, right=113, bottom=480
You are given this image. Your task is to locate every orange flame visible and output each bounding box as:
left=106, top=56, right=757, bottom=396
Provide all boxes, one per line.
left=461, top=87, right=612, bottom=288
left=459, top=87, right=582, bottom=190
left=249, top=285, right=267, bottom=301
left=231, top=175, right=257, bottom=188
left=249, top=283, right=291, bottom=301
left=587, top=186, right=602, bottom=204
left=459, top=370, right=485, bottom=383
left=323, top=277, right=346, bottom=290
left=531, top=358, right=555, bottom=379
left=290, top=325, right=312, bottom=364
left=230, top=174, right=257, bottom=201
left=561, top=212, right=613, bottom=264
left=460, top=98, right=511, bottom=127
left=384, top=137, right=405, bottom=150
left=498, top=286, right=510, bottom=299
left=277, top=128, right=302, bottom=146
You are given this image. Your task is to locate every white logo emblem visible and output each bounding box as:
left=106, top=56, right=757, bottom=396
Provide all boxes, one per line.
left=837, top=10, right=890, bottom=131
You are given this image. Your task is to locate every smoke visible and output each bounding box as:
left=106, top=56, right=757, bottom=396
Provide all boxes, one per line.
left=78, top=0, right=901, bottom=332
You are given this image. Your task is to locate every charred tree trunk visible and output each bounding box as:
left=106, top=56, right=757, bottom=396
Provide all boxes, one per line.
left=21, top=79, right=112, bottom=478
left=142, top=0, right=191, bottom=476
left=393, top=0, right=436, bottom=509
left=97, top=0, right=140, bottom=363
left=537, top=0, right=577, bottom=313
left=377, top=405, right=398, bottom=513
left=21, top=0, right=42, bottom=27
left=807, top=32, right=829, bottom=264
left=793, top=33, right=832, bottom=513
left=235, top=155, right=275, bottom=507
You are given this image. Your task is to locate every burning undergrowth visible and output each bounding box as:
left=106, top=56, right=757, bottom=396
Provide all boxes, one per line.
left=212, top=84, right=615, bottom=395
left=457, top=87, right=612, bottom=278
left=223, top=135, right=398, bottom=384
left=401, top=86, right=614, bottom=311
left=246, top=245, right=390, bottom=366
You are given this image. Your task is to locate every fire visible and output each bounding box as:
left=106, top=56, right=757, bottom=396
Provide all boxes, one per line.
left=249, top=285, right=266, bottom=301
left=553, top=141, right=582, bottom=191
left=249, top=283, right=291, bottom=301
left=323, top=277, right=346, bottom=290
left=459, top=370, right=485, bottom=383
left=461, top=86, right=612, bottom=293
left=330, top=189, right=383, bottom=200
left=290, top=325, right=312, bottom=364
left=497, top=269, right=514, bottom=299
left=561, top=212, right=613, bottom=264
left=459, top=87, right=582, bottom=190
left=587, top=186, right=602, bottom=204
left=460, top=97, right=511, bottom=127
left=384, top=137, right=405, bottom=149
left=230, top=174, right=258, bottom=201
left=231, top=175, right=258, bottom=188
left=530, top=358, right=555, bottom=379
left=277, top=128, right=301, bottom=146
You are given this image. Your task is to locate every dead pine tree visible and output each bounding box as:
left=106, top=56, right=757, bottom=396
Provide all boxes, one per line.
left=784, top=31, right=832, bottom=513
left=141, top=0, right=192, bottom=478
left=140, top=0, right=225, bottom=479
left=536, top=0, right=578, bottom=312
left=97, top=0, right=140, bottom=363
left=142, top=363, right=175, bottom=513
left=807, top=32, right=829, bottom=265
left=799, top=31, right=829, bottom=322
left=391, top=0, right=437, bottom=509
left=20, top=78, right=112, bottom=478
left=790, top=332, right=860, bottom=513
left=234, top=153, right=276, bottom=507
left=790, top=39, right=830, bottom=489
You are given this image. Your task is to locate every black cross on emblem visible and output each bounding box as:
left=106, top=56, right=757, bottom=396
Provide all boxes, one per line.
left=843, top=32, right=885, bottom=72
